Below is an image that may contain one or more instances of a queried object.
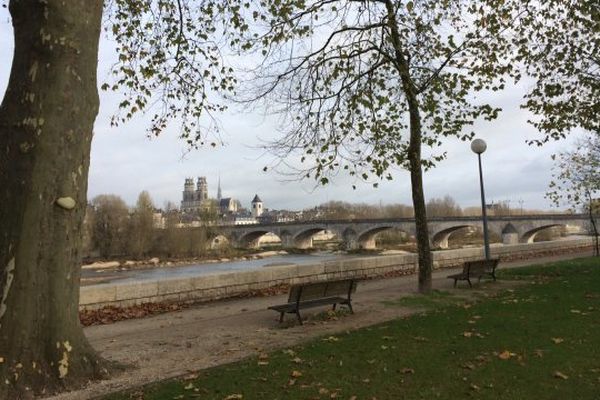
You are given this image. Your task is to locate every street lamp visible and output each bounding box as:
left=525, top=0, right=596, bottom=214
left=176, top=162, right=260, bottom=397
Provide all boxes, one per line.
left=471, top=138, right=491, bottom=260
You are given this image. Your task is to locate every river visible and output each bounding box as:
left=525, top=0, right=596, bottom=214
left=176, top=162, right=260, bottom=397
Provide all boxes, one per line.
left=81, top=251, right=373, bottom=286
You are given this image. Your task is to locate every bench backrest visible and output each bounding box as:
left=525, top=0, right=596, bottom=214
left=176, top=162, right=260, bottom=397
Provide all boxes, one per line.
left=288, top=279, right=357, bottom=303
left=464, top=259, right=499, bottom=275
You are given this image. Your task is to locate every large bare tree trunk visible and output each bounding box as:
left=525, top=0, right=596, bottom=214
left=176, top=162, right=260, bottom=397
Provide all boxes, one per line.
left=384, top=0, right=433, bottom=293
left=0, top=0, right=109, bottom=397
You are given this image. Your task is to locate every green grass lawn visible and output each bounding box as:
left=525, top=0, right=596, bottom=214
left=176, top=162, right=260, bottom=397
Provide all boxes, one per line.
left=104, top=257, right=600, bottom=400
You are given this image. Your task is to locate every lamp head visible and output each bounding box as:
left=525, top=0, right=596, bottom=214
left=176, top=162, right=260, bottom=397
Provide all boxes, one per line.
left=471, top=138, right=487, bottom=154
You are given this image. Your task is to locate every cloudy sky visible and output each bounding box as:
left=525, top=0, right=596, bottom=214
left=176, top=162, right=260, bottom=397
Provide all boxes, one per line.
left=0, top=9, right=582, bottom=212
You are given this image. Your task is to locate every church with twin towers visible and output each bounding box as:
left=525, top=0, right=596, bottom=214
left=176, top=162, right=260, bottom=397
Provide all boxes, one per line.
left=180, top=176, right=263, bottom=218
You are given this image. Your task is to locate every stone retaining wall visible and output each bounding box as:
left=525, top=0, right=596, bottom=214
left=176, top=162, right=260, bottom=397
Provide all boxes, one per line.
left=80, top=238, right=594, bottom=310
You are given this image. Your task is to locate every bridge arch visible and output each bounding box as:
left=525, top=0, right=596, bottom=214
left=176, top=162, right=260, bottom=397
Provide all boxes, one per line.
left=210, top=234, right=230, bottom=249
left=277, top=227, right=329, bottom=249
left=237, top=230, right=282, bottom=249
left=355, top=226, right=395, bottom=250
left=431, top=225, right=473, bottom=249
left=522, top=224, right=564, bottom=243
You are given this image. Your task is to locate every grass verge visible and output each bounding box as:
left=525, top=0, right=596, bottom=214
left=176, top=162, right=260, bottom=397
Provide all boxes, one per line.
left=104, top=257, right=600, bottom=400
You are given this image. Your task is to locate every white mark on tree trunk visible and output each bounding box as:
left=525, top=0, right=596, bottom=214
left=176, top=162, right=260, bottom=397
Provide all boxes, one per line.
left=29, top=61, right=39, bottom=82
left=0, top=257, right=16, bottom=328
left=58, top=341, right=72, bottom=379
left=56, top=197, right=76, bottom=210
left=19, top=142, right=33, bottom=154
left=40, top=28, right=51, bottom=44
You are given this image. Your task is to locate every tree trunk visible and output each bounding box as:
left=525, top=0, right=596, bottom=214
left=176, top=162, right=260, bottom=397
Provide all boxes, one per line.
left=588, top=196, right=599, bottom=257
left=384, top=0, right=433, bottom=293
left=406, top=107, right=433, bottom=293
left=0, top=0, right=109, bottom=397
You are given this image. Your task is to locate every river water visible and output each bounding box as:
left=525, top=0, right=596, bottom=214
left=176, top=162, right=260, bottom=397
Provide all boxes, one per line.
left=81, top=252, right=369, bottom=286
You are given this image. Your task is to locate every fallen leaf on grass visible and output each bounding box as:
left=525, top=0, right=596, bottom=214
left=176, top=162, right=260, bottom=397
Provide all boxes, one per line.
left=401, top=368, right=415, bottom=374
left=291, top=370, right=303, bottom=378
left=470, top=384, right=480, bottom=391
left=463, top=332, right=473, bottom=338
left=554, top=371, right=569, bottom=380
left=323, top=336, right=339, bottom=342
left=498, top=351, right=516, bottom=360
left=283, top=349, right=296, bottom=356
left=570, top=309, right=581, bottom=314
left=551, top=337, right=564, bottom=344
left=292, top=357, right=303, bottom=364
left=533, top=349, right=544, bottom=358
left=257, top=361, right=269, bottom=366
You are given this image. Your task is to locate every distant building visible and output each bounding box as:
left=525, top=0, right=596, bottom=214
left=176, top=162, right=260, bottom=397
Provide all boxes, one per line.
left=234, top=216, right=258, bottom=225
left=219, top=197, right=239, bottom=213
left=251, top=194, right=264, bottom=218
left=181, top=177, right=210, bottom=213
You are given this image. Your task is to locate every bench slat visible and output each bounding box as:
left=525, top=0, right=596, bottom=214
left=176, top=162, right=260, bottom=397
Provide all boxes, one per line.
left=268, top=296, right=348, bottom=313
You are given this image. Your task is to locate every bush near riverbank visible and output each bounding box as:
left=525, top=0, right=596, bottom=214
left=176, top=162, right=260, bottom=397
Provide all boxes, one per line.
left=103, top=257, right=600, bottom=400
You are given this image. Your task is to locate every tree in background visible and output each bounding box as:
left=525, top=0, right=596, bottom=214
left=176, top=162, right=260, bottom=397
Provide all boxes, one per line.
left=128, top=191, right=155, bottom=258
left=512, top=0, right=599, bottom=143
left=314, top=201, right=414, bottom=220
left=91, top=195, right=130, bottom=258
left=241, top=0, right=521, bottom=293
left=547, top=135, right=600, bottom=256
left=426, top=195, right=463, bottom=217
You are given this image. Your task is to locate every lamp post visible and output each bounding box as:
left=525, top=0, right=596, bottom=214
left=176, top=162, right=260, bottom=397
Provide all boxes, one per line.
left=471, top=138, right=491, bottom=260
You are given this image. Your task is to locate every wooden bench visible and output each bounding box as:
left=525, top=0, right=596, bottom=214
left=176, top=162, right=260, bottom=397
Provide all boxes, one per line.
left=447, top=259, right=499, bottom=288
left=268, top=279, right=357, bottom=325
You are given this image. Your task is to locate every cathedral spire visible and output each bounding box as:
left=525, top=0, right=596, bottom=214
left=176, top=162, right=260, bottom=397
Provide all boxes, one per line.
left=217, top=174, right=222, bottom=201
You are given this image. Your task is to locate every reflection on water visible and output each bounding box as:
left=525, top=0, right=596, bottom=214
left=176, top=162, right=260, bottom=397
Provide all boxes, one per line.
left=82, top=252, right=363, bottom=286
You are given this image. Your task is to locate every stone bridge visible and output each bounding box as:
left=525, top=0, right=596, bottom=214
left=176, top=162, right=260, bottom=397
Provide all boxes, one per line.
left=216, top=214, right=589, bottom=250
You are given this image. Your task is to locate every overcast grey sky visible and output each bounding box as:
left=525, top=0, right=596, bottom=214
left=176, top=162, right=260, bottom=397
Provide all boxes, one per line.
left=0, top=10, right=582, bottom=212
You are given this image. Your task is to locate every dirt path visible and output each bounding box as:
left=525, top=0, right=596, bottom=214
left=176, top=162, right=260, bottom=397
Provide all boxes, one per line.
left=46, top=251, right=592, bottom=400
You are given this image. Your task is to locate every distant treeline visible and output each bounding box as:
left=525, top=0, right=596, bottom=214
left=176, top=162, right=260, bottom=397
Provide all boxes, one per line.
left=83, top=192, right=230, bottom=260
